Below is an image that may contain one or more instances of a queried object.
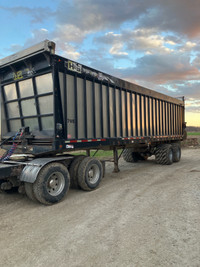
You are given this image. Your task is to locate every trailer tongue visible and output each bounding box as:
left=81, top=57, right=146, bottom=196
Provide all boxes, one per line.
left=0, top=40, right=186, bottom=204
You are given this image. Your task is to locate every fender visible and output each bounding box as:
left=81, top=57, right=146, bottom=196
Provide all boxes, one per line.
left=20, top=157, right=73, bottom=183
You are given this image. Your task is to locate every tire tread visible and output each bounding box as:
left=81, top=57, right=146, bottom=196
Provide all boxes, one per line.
left=25, top=182, right=38, bottom=202
left=172, top=143, right=181, bottom=162
left=155, top=144, right=173, bottom=165
left=69, top=155, right=85, bottom=189
left=78, top=157, right=103, bottom=191
left=33, top=163, right=70, bottom=205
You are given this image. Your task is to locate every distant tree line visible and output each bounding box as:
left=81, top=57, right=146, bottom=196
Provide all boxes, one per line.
left=187, top=126, right=200, bottom=132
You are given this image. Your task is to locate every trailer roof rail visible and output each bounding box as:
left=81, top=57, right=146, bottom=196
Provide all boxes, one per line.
left=0, top=40, right=55, bottom=68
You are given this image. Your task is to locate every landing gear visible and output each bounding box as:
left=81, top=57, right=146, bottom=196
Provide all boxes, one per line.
left=113, top=147, right=120, bottom=173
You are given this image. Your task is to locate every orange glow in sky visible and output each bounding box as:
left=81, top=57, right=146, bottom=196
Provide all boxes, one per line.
left=185, top=111, right=200, bottom=127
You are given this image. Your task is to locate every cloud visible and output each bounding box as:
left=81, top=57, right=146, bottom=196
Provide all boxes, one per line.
left=3, top=28, right=49, bottom=54
left=2, top=0, right=200, bottom=120
left=0, top=6, right=55, bottom=24
left=4, top=27, right=81, bottom=61
left=123, top=29, right=174, bottom=54
left=78, top=46, right=127, bottom=77
left=192, top=55, right=200, bottom=70
left=122, top=53, right=200, bottom=84
left=17, top=28, right=50, bottom=50
left=174, top=82, right=200, bottom=100
left=100, top=33, right=129, bottom=57
left=109, top=43, right=128, bottom=56
left=178, top=41, right=197, bottom=53
left=54, top=41, right=80, bottom=60
left=57, top=0, right=149, bottom=31
left=56, top=0, right=200, bottom=38
left=53, top=24, right=87, bottom=43
left=164, top=37, right=179, bottom=46
left=185, top=104, right=200, bottom=113
left=96, top=29, right=175, bottom=58
left=6, top=44, right=23, bottom=53
left=96, top=32, right=122, bottom=45
left=112, top=52, right=200, bottom=108
left=138, top=0, right=200, bottom=38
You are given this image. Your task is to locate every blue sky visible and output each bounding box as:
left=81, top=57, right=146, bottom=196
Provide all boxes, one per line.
left=0, top=0, right=200, bottom=126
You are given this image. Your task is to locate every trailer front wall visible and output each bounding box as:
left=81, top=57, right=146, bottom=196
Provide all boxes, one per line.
left=1, top=73, right=54, bottom=136
left=58, top=71, right=184, bottom=141
left=0, top=53, right=55, bottom=138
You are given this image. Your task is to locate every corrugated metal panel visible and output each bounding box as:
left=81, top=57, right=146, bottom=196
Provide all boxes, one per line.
left=0, top=49, right=185, bottom=144
left=59, top=71, right=184, bottom=141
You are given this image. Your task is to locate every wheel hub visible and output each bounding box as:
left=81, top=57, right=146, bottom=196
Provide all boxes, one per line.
left=169, top=150, right=173, bottom=162
left=88, top=169, right=94, bottom=179
left=49, top=176, right=57, bottom=188
left=87, top=165, right=100, bottom=184
left=47, top=172, right=65, bottom=196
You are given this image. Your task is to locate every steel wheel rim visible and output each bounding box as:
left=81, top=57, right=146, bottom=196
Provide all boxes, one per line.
left=87, top=164, right=100, bottom=185
left=176, top=148, right=180, bottom=159
left=47, top=172, right=65, bottom=196
left=169, top=150, right=173, bottom=162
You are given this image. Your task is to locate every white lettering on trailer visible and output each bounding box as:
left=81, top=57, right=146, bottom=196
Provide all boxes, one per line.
left=65, top=60, right=115, bottom=84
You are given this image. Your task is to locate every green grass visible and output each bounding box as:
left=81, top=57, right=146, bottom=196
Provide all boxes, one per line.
left=187, top=132, right=200, bottom=136
left=70, top=149, right=122, bottom=158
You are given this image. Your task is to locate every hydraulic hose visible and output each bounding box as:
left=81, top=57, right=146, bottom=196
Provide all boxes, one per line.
left=0, top=129, right=25, bottom=162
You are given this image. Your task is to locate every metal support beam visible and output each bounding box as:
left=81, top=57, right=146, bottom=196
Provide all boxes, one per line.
left=113, top=147, right=120, bottom=173
left=86, top=150, right=90, bottom=157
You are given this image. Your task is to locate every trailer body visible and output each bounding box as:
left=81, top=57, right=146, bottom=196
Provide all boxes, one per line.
left=0, top=40, right=186, bottom=204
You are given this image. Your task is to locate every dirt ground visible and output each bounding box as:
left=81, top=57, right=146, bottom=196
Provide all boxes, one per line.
left=182, top=135, right=200, bottom=147
left=0, top=147, right=200, bottom=267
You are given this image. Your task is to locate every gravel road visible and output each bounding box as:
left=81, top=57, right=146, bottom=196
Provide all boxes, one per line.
left=0, top=148, right=200, bottom=267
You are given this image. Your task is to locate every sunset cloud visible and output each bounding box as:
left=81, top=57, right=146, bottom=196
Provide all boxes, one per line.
left=56, top=0, right=200, bottom=38
left=120, top=54, right=200, bottom=84
left=1, top=0, right=200, bottom=125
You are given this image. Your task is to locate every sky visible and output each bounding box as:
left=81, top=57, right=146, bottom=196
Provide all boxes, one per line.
left=0, top=0, right=200, bottom=126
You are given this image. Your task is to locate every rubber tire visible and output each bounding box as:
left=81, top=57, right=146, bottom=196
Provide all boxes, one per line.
left=0, top=180, right=5, bottom=193
left=122, top=149, right=138, bottom=162
left=69, top=155, right=85, bottom=189
left=33, top=162, right=70, bottom=205
left=155, top=144, right=173, bottom=165
left=122, top=149, right=146, bottom=162
left=25, top=182, right=38, bottom=202
left=77, top=157, right=103, bottom=191
left=122, top=148, right=135, bottom=162
left=172, top=143, right=181, bottom=162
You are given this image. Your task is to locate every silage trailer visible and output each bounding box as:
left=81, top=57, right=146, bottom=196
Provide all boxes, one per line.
left=0, top=40, right=186, bottom=204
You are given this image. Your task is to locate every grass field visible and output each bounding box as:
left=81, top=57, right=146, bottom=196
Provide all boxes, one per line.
left=187, top=132, right=200, bottom=136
